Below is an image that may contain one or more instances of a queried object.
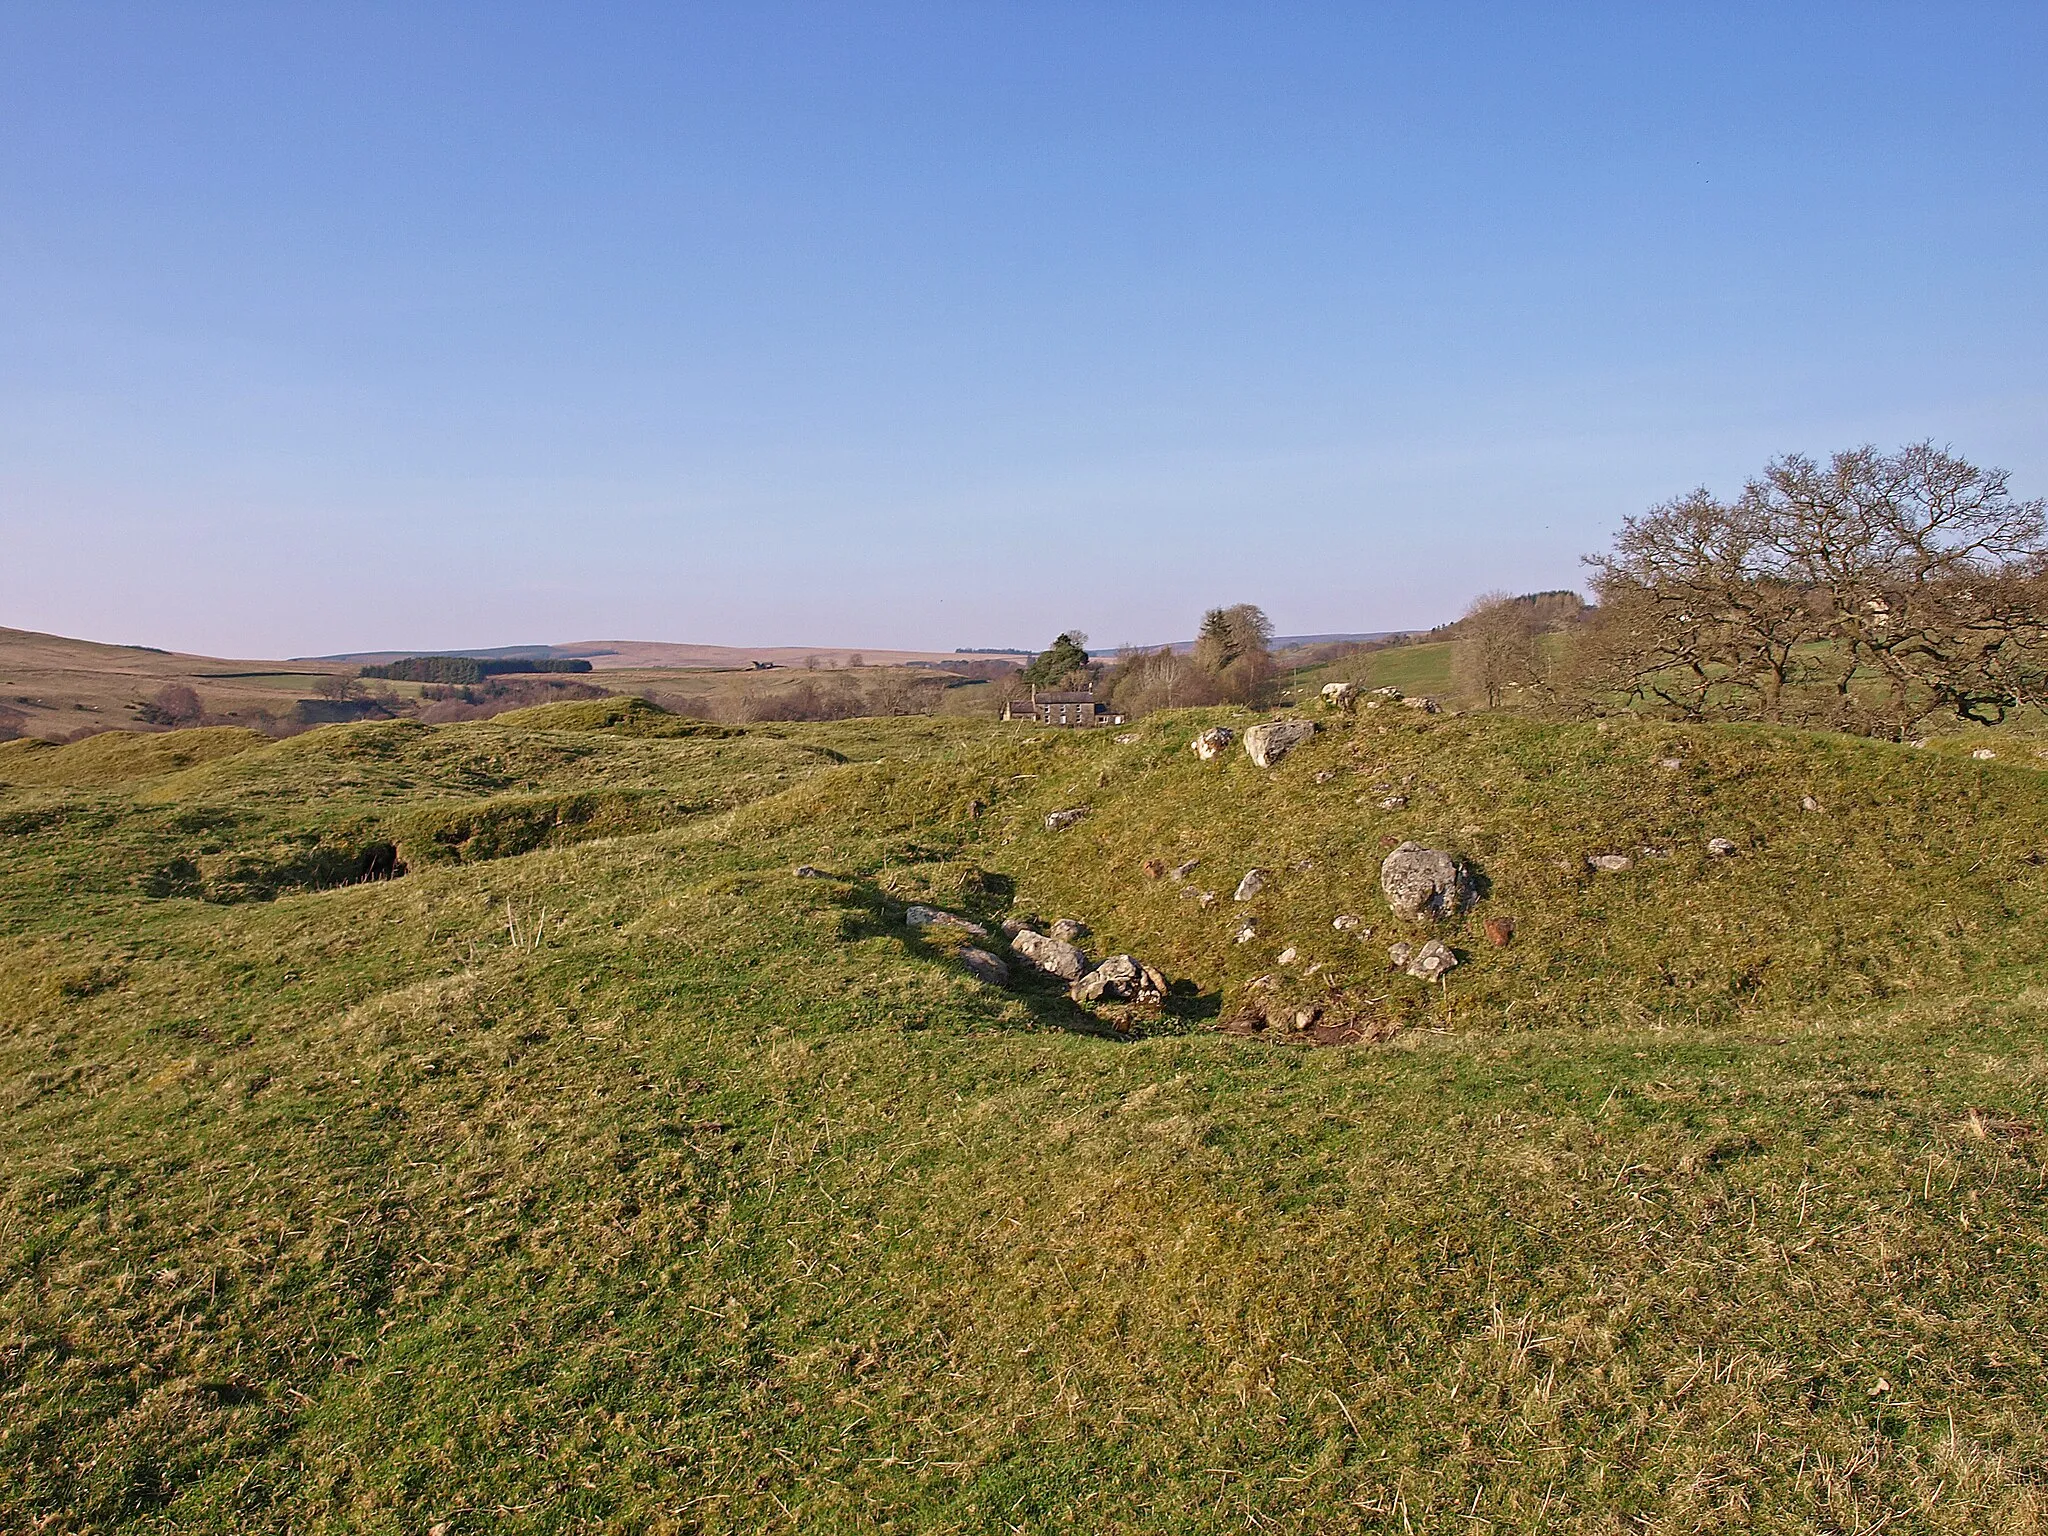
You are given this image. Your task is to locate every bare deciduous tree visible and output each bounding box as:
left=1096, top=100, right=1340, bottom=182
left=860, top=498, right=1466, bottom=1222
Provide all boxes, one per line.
left=1451, top=592, right=1540, bottom=708
left=1574, top=442, right=2048, bottom=735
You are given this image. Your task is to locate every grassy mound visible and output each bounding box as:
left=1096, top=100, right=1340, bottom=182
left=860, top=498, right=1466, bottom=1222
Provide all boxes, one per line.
left=0, top=726, right=268, bottom=786
left=485, top=696, right=733, bottom=736
left=3, top=710, right=2047, bottom=1531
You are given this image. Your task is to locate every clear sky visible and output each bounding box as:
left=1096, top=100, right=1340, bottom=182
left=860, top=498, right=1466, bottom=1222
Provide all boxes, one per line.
left=3, top=3, right=2043, bottom=658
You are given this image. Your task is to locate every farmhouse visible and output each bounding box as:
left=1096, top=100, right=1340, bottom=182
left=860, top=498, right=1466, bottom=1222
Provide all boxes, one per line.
left=1002, top=688, right=1126, bottom=728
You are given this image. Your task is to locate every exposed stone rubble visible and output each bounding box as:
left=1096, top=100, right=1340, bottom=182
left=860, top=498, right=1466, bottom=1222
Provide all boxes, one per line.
left=1388, top=938, right=1457, bottom=980
left=1070, top=954, right=1167, bottom=1006
left=1044, top=807, right=1090, bottom=831
left=1191, top=727, right=1236, bottom=761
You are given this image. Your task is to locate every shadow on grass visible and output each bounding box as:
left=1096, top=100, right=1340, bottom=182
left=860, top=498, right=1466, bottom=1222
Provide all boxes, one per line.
left=801, top=868, right=1217, bottom=1040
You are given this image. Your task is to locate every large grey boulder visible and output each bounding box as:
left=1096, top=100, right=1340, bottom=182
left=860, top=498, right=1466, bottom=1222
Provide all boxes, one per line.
left=1070, top=954, right=1167, bottom=1005
left=1190, top=727, right=1235, bottom=761
left=1244, top=720, right=1317, bottom=768
left=1379, top=842, right=1469, bottom=921
left=1010, top=928, right=1088, bottom=982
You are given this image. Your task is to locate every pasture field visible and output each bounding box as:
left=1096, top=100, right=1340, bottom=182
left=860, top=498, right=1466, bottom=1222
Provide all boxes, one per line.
left=4, top=702, right=2048, bottom=1532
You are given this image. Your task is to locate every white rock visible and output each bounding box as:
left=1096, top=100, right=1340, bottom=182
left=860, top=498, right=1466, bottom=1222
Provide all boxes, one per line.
left=1277, top=947, right=1298, bottom=965
left=1973, top=747, right=1998, bottom=760
left=1191, top=727, right=1235, bottom=761
left=1010, top=929, right=1088, bottom=981
left=1801, top=795, right=1823, bottom=812
left=1587, top=854, right=1633, bottom=874
left=1331, top=914, right=1362, bottom=932
left=1044, top=807, right=1089, bottom=831
left=1706, top=837, right=1739, bottom=857
left=1243, top=720, right=1317, bottom=768
left=1234, top=868, right=1268, bottom=902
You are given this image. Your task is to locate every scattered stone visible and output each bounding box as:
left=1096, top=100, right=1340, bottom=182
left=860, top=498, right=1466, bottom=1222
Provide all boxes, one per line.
left=966, top=799, right=985, bottom=819
left=1637, top=845, right=1670, bottom=860
left=1191, top=727, right=1236, bottom=761
left=1587, top=854, right=1633, bottom=874
left=1379, top=794, right=1409, bottom=811
left=794, top=865, right=829, bottom=878
left=906, top=905, right=988, bottom=936
left=958, top=948, right=1009, bottom=986
left=1070, top=955, right=1167, bottom=1005
left=1000, top=915, right=1038, bottom=938
left=1706, top=837, right=1739, bottom=857
left=1234, top=868, right=1269, bottom=902
left=1044, top=807, right=1090, bottom=831
left=1170, top=858, right=1201, bottom=881
left=1234, top=920, right=1258, bottom=944
left=1909, top=738, right=1929, bottom=749
left=1320, top=681, right=1359, bottom=710
left=1371, top=686, right=1403, bottom=698
left=1484, top=916, right=1515, bottom=948
left=1405, top=939, right=1457, bottom=980
left=1387, top=941, right=1412, bottom=968
left=1314, top=768, right=1339, bottom=784
left=1657, top=758, right=1683, bottom=771
left=1277, top=947, right=1298, bottom=965
left=1114, top=732, right=1139, bottom=744
left=1141, top=857, right=1167, bottom=879
left=1399, top=695, right=1441, bottom=714
left=1379, top=842, right=1470, bottom=921
left=1244, top=719, right=1318, bottom=768
left=1050, top=918, right=1090, bottom=943
left=1973, top=747, right=1999, bottom=761
left=1197, top=890, right=1218, bottom=908
left=1331, top=914, right=1367, bottom=934
left=1801, top=795, right=1823, bottom=813
left=1010, top=929, right=1088, bottom=981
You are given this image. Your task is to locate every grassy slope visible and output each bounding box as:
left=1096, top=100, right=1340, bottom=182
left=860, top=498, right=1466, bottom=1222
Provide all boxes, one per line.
left=3, top=711, right=2047, bottom=1532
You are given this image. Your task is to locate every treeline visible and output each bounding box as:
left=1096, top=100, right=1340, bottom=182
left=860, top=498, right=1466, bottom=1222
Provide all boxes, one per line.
left=359, top=656, right=594, bottom=684
left=1432, top=441, right=2048, bottom=740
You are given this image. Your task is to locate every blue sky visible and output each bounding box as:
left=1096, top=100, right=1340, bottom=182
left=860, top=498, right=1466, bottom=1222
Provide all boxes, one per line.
left=2, top=3, right=2043, bottom=657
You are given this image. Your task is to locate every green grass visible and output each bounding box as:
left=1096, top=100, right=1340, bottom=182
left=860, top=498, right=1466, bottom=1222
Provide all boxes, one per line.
left=4, top=709, right=2048, bottom=1531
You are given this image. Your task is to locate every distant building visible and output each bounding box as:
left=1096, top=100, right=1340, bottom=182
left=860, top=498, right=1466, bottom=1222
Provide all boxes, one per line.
left=1003, top=688, right=1126, bottom=728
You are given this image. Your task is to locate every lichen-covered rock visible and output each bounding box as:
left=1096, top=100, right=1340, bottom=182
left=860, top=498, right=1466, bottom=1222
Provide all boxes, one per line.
left=1379, top=842, right=1469, bottom=921
left=1010, top=928, right=1088, bottom=981
left=1191, top=727, right=1235, bottom=761
left=1050, top=918, right=1090, bottom=943
left=1070, top=954, right=1167, bottom=1005
left=1406, top=939, right=1457, bottom=979
left=1244, top=720, right=1317, bottom=768
left=958, top=948, right=1009, bottom=986
left=906, top=905, right=988, bottom=936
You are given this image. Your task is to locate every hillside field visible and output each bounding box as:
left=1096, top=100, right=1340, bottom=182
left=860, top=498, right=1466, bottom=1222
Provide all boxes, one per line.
left=5, top=702, right=2048, bottom=1531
